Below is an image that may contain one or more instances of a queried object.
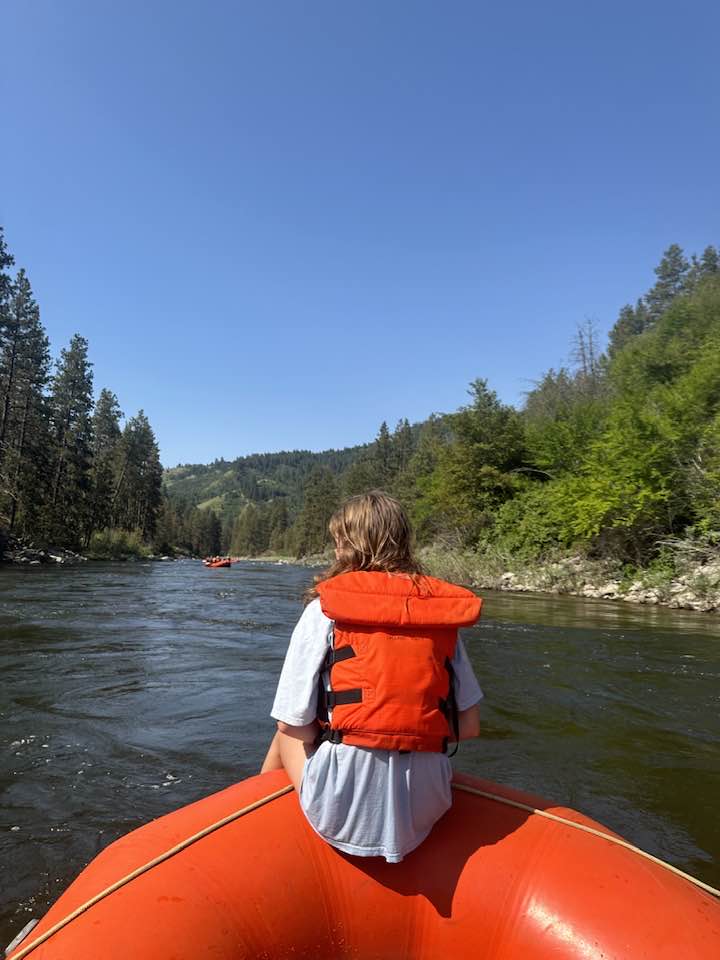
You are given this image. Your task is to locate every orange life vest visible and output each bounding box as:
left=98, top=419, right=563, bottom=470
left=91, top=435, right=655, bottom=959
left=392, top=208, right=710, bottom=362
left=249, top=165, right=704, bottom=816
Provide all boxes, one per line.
left=316, top=571, right=482, bottom=752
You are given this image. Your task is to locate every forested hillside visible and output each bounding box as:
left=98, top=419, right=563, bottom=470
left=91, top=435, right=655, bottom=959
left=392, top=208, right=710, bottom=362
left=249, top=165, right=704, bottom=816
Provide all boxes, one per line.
left=4, top=222, right=717, bottom=579
left=163, top=243, right=720, bottom=577
left=0, top=228, right=163, bottom=557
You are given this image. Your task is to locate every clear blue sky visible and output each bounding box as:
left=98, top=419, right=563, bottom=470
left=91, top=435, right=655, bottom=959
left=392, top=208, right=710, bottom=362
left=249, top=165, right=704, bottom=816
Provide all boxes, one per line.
left=3, top=1, right=719, bottom=467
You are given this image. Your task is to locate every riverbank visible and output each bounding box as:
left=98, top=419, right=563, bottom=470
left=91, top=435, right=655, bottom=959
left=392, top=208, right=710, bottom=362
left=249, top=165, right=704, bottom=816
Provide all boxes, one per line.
left=0, top=540, right=87, bottom=565
left=5, top=535, right=718, bottom=613
left=0, top=535, right=176, bottom=565
left=235, top=546, right=720, bottom=614
left=417, top=546, right=720, bottom=614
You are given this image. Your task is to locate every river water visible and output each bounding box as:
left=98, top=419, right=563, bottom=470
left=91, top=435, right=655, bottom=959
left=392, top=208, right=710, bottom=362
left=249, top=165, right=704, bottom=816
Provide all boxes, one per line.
left=1, top=560, right=718, bottom=943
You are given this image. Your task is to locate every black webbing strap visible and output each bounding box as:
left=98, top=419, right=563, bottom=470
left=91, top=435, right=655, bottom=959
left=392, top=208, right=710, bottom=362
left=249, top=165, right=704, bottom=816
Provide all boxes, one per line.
left=327, top=645, right=356, bottom=665
left=320, top=728, right=344, bottom=744
left=444, top=655, right=460, bottom=758
left=318, top=637, right=357, bottom=722
left=327, top=688, right=363, bottom=708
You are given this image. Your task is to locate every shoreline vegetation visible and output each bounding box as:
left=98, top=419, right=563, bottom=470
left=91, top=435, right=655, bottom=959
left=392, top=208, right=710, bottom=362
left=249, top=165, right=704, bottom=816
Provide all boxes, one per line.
left=243, top=546, right=720, bottom=614
left=3, top=229, right=719, bottom=615
left=7, top=535, right=716, bottom=614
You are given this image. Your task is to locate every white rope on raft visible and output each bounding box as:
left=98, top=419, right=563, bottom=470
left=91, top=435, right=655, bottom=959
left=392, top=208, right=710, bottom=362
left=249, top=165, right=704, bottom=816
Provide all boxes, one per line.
left=452, top=782, right=720, bottom=899
left=8, top=781, right=719, bottom=959
left=7, top=784, right=294, bottom=960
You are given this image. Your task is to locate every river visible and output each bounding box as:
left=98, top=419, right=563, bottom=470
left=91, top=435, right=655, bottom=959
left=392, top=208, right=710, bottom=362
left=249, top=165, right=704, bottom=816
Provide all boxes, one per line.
left=1, top=559, right=718, bottom=944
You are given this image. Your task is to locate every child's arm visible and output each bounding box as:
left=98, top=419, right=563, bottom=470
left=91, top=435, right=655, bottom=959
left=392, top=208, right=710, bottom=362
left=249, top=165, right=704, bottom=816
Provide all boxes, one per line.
left=276, top=720, right=320, bottom=744
left=271, top=599, right=332, bottom=733
left=456, top=703, right=481, bottom=741
left=451, top=635, right=483, bottom=741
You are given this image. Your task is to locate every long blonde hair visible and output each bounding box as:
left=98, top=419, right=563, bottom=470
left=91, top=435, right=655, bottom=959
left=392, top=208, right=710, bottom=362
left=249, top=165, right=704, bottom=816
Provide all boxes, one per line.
left=305, top=490, right=423, bottom=602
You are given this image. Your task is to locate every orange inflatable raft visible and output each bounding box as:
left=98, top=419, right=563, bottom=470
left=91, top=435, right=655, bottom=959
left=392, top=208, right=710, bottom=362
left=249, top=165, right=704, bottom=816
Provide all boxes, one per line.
left=7, top=771, right=720, bottom=960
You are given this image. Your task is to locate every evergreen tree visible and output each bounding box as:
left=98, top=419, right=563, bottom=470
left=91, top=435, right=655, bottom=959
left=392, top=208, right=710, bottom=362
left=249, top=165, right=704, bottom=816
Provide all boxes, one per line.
left=86, top=389, right=122, bottom=542
left=608, top=301, right=649, bottom=357
left=699, top=245, right=720, bottom=278
left=645, top=244, right=690, bottom=323
left=230, top=502, right=267, bottom=556
left=152, top=495, right=179, bottom=555
left=112, top=410, right=163, bottom=538
left=267, top=497, right=289, bottom=552
left=6, top=283, right=51, bottom=535
left=375, top=421, right=393, bottom=487
left=193, top=509, right=222, bottom=556
left=45, top=335, right=94, bottom=546
left=0, top=271, right=51, bottom=534
left=392, top=418, right=414, bottom=476
left=687, top=246, right=720, bottom=292
left=342, top=421, right=394, bottom=495
left=0, top=226, right=14, bottom=306
left=417, top=380, right=525, bottom=544
left=294, top=466, right=339, bottom=556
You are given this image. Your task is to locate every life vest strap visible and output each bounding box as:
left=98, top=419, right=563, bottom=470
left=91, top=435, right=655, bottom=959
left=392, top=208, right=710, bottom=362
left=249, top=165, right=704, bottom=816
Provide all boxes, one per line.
left=326, top=688, right=363, bottom=708
left=320, top=728, right=344, bottom=744
left=326, top=645, right=356, bottom=666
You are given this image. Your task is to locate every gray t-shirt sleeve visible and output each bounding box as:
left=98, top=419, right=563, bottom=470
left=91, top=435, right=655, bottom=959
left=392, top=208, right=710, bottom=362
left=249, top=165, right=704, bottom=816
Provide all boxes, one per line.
left=271, top=598, right=332, bottom=726
left=452, top=634, right=484, bottom=711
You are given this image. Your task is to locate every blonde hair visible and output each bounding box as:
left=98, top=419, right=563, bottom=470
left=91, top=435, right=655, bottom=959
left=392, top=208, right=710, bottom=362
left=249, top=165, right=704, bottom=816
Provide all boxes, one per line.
left=305, top=490, right=422, bottom=602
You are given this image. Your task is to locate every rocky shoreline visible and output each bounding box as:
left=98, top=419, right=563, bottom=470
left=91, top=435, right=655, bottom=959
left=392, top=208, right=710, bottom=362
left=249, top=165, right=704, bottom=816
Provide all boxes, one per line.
left=4, top=540, right=718, bottom=613
left=418, top=550, right=720, bottom=615
left=234, top=549, right=720, bottom=613
left=1, top=542, right=88, bottom=565
left=1, top=537, right=176, bottom=565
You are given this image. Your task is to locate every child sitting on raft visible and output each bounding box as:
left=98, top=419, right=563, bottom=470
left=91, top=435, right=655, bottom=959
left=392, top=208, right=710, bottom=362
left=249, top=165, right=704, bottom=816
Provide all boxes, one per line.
left=260, top=490, right=483, bottom=863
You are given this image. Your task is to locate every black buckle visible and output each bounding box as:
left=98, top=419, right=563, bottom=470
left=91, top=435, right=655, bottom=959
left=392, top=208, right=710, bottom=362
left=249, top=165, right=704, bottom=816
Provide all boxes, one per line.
left=321, top=728, right=344, bottom=744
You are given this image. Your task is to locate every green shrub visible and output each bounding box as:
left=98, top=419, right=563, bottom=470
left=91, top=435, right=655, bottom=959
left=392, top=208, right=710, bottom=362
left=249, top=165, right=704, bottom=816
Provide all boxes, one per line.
left=88, top=528, right=150, bottom=559
left=486, top=479, right=580, bottom=561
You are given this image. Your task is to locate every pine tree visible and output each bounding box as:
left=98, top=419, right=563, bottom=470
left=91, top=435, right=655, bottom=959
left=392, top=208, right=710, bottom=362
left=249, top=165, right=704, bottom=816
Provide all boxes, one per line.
left=699, top=245, right=720, bottom=277
left=687, top=245, right=719, bottom=292
left=0, top=226, right=14, bottom=305
left=342, top=421, right=394, bottom=495
left=267, top=497, right=289, bottom=552
left=112, top=410, right=162, bottom=538
left=418, top=380, right=525, bottom=543
left=230, top=502, right=267, bottom=556
left=392, top=418, right=414, bottom=476
left=45, top=335, right=94, bottom=546
left=152, top=495, right=179, bottom=555
left=608, top=302, right=648, bottom=357
left=294, top=466, right=339, bottom=556
left=87, top=389, right=123, bottom=542
left=6, top=286, right=50, bottom=535
left=0, top=271, right=51, bottom=535
left=645, top=244, right=690, bottom=323
left=375, top=421, right=393, bottom=487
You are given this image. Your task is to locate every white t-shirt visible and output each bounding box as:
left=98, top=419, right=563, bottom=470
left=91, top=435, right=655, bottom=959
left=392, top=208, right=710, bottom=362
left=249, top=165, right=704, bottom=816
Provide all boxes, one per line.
left=271, top=598, right=483, bottom=862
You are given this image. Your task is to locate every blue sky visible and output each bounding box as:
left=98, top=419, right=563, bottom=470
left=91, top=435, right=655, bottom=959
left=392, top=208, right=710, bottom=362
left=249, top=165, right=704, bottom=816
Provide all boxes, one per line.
left=2, top=1, right=719, bottom=467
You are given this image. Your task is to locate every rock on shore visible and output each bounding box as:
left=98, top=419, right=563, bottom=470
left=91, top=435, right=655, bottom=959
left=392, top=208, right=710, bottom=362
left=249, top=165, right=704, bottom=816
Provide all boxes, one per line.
left=489, top=555, right=720, bottom=613
left=2, top=541, right=87, bottom=565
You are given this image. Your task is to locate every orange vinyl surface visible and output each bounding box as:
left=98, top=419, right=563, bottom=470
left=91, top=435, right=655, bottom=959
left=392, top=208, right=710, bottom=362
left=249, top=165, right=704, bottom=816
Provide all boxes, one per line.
left=10, top=771, right=720, bottom=959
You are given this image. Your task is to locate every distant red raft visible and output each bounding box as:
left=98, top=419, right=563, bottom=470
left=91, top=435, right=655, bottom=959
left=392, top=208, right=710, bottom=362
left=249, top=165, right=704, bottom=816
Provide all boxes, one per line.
left=7, top=771, right=720, bottom=959
left=202, top=558, right=231, bottom=568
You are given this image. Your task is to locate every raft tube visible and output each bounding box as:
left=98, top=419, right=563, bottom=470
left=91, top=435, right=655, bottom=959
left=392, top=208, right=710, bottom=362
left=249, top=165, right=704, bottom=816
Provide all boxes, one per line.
left=7, top=771, right=720, bottom=959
